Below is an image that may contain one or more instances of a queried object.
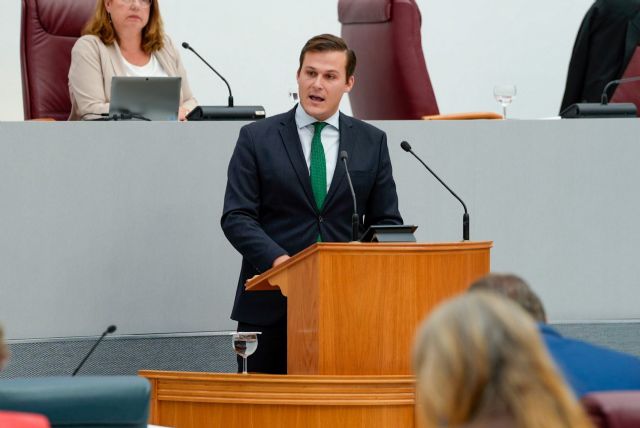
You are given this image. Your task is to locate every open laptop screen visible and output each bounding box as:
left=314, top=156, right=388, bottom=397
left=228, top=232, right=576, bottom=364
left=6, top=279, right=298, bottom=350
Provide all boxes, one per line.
left=109, top=77, right=181, bottom=121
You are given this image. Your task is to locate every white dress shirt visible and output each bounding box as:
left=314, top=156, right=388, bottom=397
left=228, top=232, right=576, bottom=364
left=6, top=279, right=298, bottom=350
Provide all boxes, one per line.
left=295, top=104, right=340, bottom=192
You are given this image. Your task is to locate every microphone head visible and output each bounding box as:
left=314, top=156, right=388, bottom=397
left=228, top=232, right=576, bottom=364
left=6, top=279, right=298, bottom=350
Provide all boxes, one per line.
left=340, top=150, right=349, bottom=161
left=181, top=42, right=190, bottom=50
left=400, top=141, right=412, bottom=152
left=106, top=325, right=117, bottom=334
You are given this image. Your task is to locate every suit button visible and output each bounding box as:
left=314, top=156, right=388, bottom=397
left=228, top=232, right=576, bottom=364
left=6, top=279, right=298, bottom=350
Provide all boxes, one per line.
left=318, top=216, right=324, bottom=223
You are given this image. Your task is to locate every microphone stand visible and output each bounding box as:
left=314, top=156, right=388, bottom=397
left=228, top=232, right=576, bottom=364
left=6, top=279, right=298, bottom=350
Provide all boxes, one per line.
left=182, top=42, right=233, bottom=107
left=72, top=325, right=117, bottom=376
left=340, top=151, right=359, bottom=242
left=401, top=141, right=469, bottom=241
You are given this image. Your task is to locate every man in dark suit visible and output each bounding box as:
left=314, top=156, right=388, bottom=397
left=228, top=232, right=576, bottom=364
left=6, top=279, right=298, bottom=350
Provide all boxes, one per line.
left=469, top=273, right=640, bottom=397
left=221, top=34, right=403, bottom=374
left=560, top=0, right=640, bottom=112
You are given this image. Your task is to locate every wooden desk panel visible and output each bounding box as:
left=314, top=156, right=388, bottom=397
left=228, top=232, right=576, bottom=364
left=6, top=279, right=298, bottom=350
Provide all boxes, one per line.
left=140, top=370, right=416, bottom=428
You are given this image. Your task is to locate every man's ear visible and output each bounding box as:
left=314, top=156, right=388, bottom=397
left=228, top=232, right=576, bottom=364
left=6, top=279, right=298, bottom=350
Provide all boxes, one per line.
left=345, top=75, right=355, bottom=93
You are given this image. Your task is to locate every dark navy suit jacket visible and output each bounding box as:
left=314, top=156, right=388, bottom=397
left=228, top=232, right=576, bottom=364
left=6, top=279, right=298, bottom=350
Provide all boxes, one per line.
left=541, top=324, right=640, bottom=397
left=221, top=107, right=403, bottom=326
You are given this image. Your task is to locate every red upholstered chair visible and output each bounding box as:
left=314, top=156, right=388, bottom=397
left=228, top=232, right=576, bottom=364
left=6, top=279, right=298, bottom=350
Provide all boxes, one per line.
left=582, top=391, right=640, bottom=428
left=0, top=411, right=50, bottom=428
left=338, top=0, right=501, bottom=120
left=20, top=0, right=97, bottom=120
left=610, top=46, right=640, bottom=116
left=338, top=0, right=439, bottom=120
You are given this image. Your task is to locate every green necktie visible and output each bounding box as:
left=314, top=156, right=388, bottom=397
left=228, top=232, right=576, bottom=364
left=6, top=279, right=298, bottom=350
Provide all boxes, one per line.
left=310, top=122, right=328, bottom=211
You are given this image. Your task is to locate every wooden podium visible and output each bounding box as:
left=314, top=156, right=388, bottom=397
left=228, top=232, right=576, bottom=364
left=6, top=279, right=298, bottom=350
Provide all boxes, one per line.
left=141, top=241, right=491, bottom=427
left=246, top=242, right=492, bottom=375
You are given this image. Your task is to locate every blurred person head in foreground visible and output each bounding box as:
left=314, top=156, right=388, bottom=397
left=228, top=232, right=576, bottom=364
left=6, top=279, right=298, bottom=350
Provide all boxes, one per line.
left=467, top=272, right=640, bottom=397
left=413, top=292, right=592, bottom=428
left=468, top=273, right=546, bottom=322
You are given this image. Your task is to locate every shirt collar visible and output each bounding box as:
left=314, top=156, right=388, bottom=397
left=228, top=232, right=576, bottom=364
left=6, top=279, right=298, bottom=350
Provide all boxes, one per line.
left=295, top=103, right=340, bottom=130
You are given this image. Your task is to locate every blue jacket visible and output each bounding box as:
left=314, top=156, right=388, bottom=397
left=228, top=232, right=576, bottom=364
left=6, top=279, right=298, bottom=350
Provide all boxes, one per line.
left=541, top=324, right=640, bottom=397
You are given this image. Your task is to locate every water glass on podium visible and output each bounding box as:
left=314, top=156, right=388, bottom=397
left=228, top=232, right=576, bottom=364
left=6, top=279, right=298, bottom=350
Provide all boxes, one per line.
left=232, top=332, right=260, bottom=374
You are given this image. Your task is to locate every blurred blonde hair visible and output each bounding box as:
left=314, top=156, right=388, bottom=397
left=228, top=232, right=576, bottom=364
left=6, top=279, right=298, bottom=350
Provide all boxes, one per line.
left=83, top=0, right=165, bottom=54
left=413, top=293, right=592, bottom=428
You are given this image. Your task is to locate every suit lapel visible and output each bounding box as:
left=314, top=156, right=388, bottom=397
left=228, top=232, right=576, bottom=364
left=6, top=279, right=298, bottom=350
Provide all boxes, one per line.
left=322, top=113, right=354, bottom=211
left=279, top=107, right=316, bottom=208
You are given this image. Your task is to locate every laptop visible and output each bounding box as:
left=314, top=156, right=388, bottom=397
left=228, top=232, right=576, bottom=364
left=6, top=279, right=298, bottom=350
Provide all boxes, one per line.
left=109, top=76, right=181, bottom=121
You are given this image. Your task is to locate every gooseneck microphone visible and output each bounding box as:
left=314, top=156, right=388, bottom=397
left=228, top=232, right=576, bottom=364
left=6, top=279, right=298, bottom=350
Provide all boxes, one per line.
left=181, top=42, right=234, bottom=107
left=400, top=141, right=469, bottom=241
left=72, top=325, right=117, bottom=376
left=340, top=151, right=359, bottom=242
left=560, top=76, right=639, bottom=118
left=601, top=76, right=640, bottom=104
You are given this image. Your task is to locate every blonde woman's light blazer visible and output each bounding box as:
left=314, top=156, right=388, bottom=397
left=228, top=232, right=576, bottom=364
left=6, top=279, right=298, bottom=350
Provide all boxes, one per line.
left=68, top=34, right=197, bottom=120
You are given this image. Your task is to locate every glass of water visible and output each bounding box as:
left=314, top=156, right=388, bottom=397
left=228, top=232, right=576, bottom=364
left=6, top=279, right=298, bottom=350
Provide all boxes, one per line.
left=232, top=332, right=260, bottom=374
left=493, top=84, right=517, bottom=119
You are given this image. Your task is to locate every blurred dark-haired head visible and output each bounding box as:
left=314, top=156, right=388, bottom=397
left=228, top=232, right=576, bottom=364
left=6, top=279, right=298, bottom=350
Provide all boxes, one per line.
left=468, top=273, right=547, bottom=323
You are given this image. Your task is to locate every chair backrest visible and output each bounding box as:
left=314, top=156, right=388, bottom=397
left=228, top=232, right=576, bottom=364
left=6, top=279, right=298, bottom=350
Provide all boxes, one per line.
left=0, top=411, right=50, bottom=428
left=582, top=391, right=640, bottom=428
left=338, top=0, right=439, bottom=120
left=20, top=0, right=97, bottom=120
left=610, top=46, right=640, bottom=116
left=0, top=376, right=150, bottom=428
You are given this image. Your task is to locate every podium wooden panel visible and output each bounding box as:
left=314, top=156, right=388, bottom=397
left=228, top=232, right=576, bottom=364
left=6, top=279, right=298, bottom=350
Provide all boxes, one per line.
left=140, top=242, right=490, bottom=427
left=140, top=371, right=416, bottom=428
left=246, top=241, right=491, bottom=375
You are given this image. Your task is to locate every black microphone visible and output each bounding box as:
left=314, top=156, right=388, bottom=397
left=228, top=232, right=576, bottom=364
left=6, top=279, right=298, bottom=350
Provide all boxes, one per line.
left=181, top=42, right=266, bottom=121
left=560, top=76, right=639, bottom=118
left=340, top=151, right=359, bottom=241
left=601, top=76, right=640, bottom=104
left=182, top=42, right=233, bottom=107
left=72, top=325, right=116, bottom=376
left=400, top=141, right=469, bottom=241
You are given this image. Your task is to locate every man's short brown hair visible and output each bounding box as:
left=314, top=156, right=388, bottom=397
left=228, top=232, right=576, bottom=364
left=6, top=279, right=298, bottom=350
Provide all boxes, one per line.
left=298, top=34, right=357, bottom=81
left=468, top=273, right=547, bottom=323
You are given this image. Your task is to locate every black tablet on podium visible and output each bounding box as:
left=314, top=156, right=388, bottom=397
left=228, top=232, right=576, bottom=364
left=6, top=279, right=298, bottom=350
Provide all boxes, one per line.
left=360, top=225, right=418, bottom=242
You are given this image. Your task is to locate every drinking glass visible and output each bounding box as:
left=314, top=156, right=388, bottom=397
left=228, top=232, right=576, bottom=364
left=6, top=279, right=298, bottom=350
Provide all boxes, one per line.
left=493, top=85, right=517, bottom=119
left=232, top=332, right=260, bottom=374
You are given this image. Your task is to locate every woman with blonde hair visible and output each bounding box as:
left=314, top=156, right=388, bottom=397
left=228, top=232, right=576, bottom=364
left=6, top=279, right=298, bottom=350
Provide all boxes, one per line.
left=68, top=0, right=197, bottom=120
left=413, top=292, right=593, bottom=428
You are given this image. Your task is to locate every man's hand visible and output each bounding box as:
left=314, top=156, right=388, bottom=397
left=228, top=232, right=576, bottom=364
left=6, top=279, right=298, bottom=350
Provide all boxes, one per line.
left=245, top=255, right=291, bottom=284
left=272, top=254, right=291, bottom=267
